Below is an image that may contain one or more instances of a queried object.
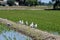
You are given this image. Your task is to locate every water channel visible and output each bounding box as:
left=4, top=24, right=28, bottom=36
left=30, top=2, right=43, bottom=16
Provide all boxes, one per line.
left=0, top=30, right=32, bottom=40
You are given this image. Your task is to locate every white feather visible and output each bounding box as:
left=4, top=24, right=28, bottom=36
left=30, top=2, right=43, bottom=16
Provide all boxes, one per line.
left=34, top=24, right=37, bottom=28
left=30, top=22, right=34, bottom=28
left=21, top=20, right=24, bottom=24
left=19, top=20, right=22, bottom=24
left=25, top=21, right=28, bottom=25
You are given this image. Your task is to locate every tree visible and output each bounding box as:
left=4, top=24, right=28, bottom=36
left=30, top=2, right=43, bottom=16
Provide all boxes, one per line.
left=52, top=0, right=60, bottom=9
left=38, top=1, right=41, bottom=5
left=7, top=0, right=38, bottom=6
left=7, top=0, right=15, bottom=6
left=48, top=1, right=52, bottom=5
left=24, top=0, right=38, bottom=6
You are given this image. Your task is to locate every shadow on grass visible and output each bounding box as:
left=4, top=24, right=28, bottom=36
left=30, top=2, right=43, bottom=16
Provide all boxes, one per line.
left=45, top=8, right=60, bottom=10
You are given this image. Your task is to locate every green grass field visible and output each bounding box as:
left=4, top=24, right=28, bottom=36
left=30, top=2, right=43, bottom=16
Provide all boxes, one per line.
left=0, top=10, right=60, bottom=33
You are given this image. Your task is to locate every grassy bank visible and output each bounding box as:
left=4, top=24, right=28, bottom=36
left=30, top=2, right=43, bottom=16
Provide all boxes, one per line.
left=0, top=10, right=60, bottom=33
left=0, top=23, right=10, bottom=33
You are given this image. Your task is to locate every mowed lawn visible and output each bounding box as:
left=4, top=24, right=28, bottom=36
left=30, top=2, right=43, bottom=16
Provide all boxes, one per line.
left=0, top=10, right=60, bottom=33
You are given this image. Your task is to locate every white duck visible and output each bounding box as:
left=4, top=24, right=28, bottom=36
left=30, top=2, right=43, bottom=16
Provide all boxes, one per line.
left=21, top=20, right=24, bottom=24
left=30, top=22, right=34, bottom=28
left=19, top=20, right=22, bottom=24
left=25, top=21, right=28, bottom=26
left=34, top=24, right=37, bottom=28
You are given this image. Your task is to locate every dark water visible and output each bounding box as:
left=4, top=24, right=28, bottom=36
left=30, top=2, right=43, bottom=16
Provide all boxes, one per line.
left=0, top=30, right=32, bottom=40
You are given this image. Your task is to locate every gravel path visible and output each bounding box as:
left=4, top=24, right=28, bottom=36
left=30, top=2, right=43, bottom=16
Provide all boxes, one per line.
left=0, top=18, right=60, bottom=40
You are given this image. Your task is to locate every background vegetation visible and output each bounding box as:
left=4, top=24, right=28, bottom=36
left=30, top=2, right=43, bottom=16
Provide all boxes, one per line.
left=0, top=10, right=60, bottom=33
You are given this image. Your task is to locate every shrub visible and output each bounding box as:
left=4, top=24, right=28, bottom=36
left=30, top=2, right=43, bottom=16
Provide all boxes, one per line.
left=7, top=0, right=15, bottom=6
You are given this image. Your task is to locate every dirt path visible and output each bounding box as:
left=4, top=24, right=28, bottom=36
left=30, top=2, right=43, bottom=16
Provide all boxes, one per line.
left=0, top=6, right=51, bottom=10
left=0, top=18, right=60, bottom=40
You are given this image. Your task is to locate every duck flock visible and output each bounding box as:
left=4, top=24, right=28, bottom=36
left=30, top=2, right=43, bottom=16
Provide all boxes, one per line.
left=18, top=20, right=37, bottom=28
left=5, top=19, right=37, bottom=29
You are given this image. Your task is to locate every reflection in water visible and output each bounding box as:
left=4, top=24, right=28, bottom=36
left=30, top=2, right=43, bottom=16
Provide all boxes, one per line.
left=0, top=30, right=32, bottom=40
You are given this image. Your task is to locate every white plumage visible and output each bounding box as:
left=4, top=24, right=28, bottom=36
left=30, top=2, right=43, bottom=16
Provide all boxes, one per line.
left=25, top=21, right=28, bottom=26
left=21, top=20, right=24, bottom=24
left=19, top=20, right=24, bottom=24
left=19, top=20, right=22, bottom=24
left=19, top=19, right=37, bottom=28
left=34, top=24, right=37, bottom=28
left=30, top=22, right=34, bottom=28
